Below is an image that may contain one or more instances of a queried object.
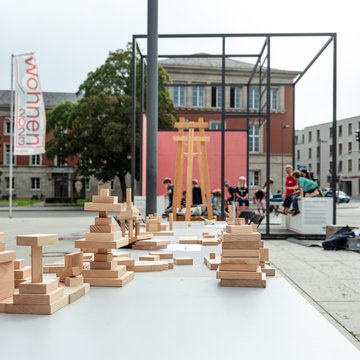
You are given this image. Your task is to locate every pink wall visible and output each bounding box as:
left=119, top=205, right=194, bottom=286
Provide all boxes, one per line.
left=157, top=131, right=247, bottom=195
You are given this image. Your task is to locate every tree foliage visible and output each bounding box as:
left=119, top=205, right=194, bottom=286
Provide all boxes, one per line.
left=47, top=45, right=176, bottom=198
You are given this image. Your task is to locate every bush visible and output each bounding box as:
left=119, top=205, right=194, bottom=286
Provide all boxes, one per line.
left=45, top=197, right=73, bottom=204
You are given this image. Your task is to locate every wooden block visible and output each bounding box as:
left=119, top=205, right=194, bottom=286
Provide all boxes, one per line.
left=139, top=255, right=160, bottom=261
left=146, top=222, right=161, bottom=232
left=116, top=257, right=135, bottom=267
left=113, top=251, right=132, bottom=258
left=1, top=294, right=68, bottom=315
left=0, top=242, right=5, bottom=252
left=57, top=252, right=84, bottom=279
left=160, top=224, right=167, bottom=231
left=167, top=261, right=174, bottom=269
left=132, top=244, right=168, bottom=250
left=235, top=218, right=246, bottom=225
left=95, top=217, right=113, bottom=225
left=222, top=240, right=261, bottom=249
left=99, top=211, right=109, bottom=218
left=92, top=195, right=118, bottom=203
left=100, top=188, right=110, bottom=196
left=133, top=233, right=154, bottom=241
left=15, top=277, right=30, bottom=288
left=84, top=202, right=122, bottom=212
left=90, top=225, right=118, bottom=233
left=209, top=253, right=216, bottom=259
left=179, top=237, right=201, bottom=244
left=14, top=259, right=26, bottom=270
left=127, top=260, right=169, bottom=272
left=16, top=234, right=58, bottom=247
left=0, top=261, right=15, bottom=301
left=204, top=256, right=220, bottom=270
left=143, top=231, right=174, bottom=236
left=260, top=247, right=269, bottom=262
left=174, top=257, right=193, bottom=265
left=135, top=239, right=171, bottom=247
left=13, top=287, right=64, bottom=305
left=220, top=273, right=266, bottom=288
left=62, top=282, right=90, bottom=303
left=225, top=225, right=256, bottom=234
left=14, top=266, right=32, bottom=279
left=201, top=239, right=219, bottom=246
left=75, top=238, right=128, bottom=250
left=218, top=263, right=259, bottom=272
left=19, top=278, right=59, bottom=295
left=216, top=267, right=263, bottom=280
left=90, top=260, right=118, bottom=270
left=0, top=250, right=16, bottom=263
left=149, top=251, right=173, bottom=259
left=31, top=245, right=43, bottom=283
left=83, top=265, right=126, bottom=278
left=222, top=232, right=261, bottom=242
left=43, top=264, right=64, bottom=273
left=221, top=249, right=260, bottom=258
left=84, top=271, right=134, bottom=287
left=261, top=263, right=276, bottom=276
left=220, top=257, right=259, bottom=265
left=94, top=253, right=113, bottom=262
left=64, top=275, right=84, bottom=287
left=203, top=234, right=215, bottom=239
left=85, top=231, right=121, bottom=241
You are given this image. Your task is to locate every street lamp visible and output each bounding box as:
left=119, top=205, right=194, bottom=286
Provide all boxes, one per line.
left=281, top=125, right=290, bottom=193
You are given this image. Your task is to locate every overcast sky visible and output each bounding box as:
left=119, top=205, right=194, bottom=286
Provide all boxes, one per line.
left=1, top=0, right=359, bottom=129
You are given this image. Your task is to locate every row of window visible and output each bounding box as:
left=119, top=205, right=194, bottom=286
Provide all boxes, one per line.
left=301, top=158, right=360, bottom=175
left=3, top=144, right=41, bottom=165
left=172, top=86, right=279, bottom=110
left=5, top=177, right=41, bottom=190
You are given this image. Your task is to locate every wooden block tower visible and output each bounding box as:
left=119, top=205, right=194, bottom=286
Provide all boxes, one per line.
left=216, top=224, right=266, bottom=288
left=0, top=232, right=16, bottom=302
left=75, top=189, right=134, bottom=287
left=14, top=259, right=31, bottom=288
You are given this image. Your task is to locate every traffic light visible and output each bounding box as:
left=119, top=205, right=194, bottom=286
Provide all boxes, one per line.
left=356, top=129, right=360, bottom=143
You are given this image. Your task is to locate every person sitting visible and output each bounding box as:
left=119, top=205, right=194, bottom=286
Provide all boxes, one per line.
left=213, top=189, right=222, bottom=216
left=281, top=165, right=300, bottom=216
left=192, top=179, right=202, bottom=205
left=293, top=170, right=321, bottom=198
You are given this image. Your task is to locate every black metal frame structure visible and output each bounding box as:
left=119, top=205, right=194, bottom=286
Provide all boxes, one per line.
left=131, top=32, right=337, bottom=236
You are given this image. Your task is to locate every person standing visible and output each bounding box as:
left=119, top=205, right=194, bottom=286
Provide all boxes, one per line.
left=281, top=165, right=299, bottom=215
left=192, top=179, right=202, bottom=205
left=162, top=177, right=174, bottom=213
left=236, top=176, right=249, bottom=215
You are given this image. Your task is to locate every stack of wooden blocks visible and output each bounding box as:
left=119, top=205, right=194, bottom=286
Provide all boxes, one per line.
left=0, top=232, right=16, bottom=305
left=75, top=189, right=134, bottom=287
left=145, top=213, right=174, bottom=235
left=216, top=223, right=266, bottom=288
left=14, top=259, right=31, bottom=288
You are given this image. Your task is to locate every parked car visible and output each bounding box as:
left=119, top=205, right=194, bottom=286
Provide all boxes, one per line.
left=324, top=190, right=351, bottom=203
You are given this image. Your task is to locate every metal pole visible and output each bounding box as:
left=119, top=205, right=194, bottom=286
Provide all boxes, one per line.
left=292, top=85, right=296, bottom=168
left=281, top=127, right=284, bottom=194
left=146, top=0, right=158, bottom=215
left=332, top=34, right=337, bottom=224
left=9, top=55, right=14, bottom=219
left=220, top=36, right=226, bottom=220
left=131, top=37, right=137, bottom=201
left=139, top=57, right=144, bottom=195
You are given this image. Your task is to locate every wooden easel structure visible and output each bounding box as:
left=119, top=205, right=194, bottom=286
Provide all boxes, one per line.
left=172, top=117, right=213, bottom=221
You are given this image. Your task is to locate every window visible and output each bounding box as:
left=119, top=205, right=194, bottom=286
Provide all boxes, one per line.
left=249, top=87, right=259, bottom=109
left=230, top=87, right=242, bottom=108
left=316, top=162, right=320, bottom=177
left=308, top=163, right=312, bottom=172
left=316, top=130, right=320, bottom=141
left=296, top=150, right=300, bottom=161
left=338, top=143, right=343, bottom=156
left=316, top=146, right=320, bottom=159
left=249, top=171, right=260, bottom=187
left=270, top=88, right=279, bottom=110
left=338, top=125, right=342, bottom=137
left=295, top=135, right=298, bottom=145
left=211, top=87, right=222, bottom=107
left=209, top=120, right=225, bottom=130
left=4, top=118, right=11, bottom=135
left=338, top=160, right=343, bottom=172
left=192, top=86, right=204, bottom=107
left=308, top=148, right=312, bottom=159
left=329, top=145, right=333, bottom=157
left=5, top=177, right=15, bottom=189
left=4, top=144, right=15, bottom=165
left=85, top=178, right=90, bottom=191
left=30, top=155, right=41, bottom=166
left=173, top=86, right=185, bottom=107
left=329, top=127, right=333, bottom=138
left=308, top=131, right=312, bottom=142
left=31, top=178, right=40, bottom=190
left=358, top=159, right=360, bottom=172
left=329, top=161, right=333, bottom=172
left=302, top=134, right=305, bottom=144
left=348, top=142, right=352, bottom=152
left=248, top=123, right=260, bottom=153
left=348, top=159, right=352, bottom=172
left=348, top=123, right=352, bottom=135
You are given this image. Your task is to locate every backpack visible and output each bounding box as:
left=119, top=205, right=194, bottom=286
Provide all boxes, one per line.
left=322, top=226, right=355, bottom=250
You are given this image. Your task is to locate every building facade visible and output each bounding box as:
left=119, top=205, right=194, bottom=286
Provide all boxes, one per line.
left=295, top=116, right=360, bottom=196
left=160, top=57, right=299, bottom=193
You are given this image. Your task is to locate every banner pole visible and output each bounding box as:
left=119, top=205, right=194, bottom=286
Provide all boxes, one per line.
left=9, top=55, right=14, bottom=219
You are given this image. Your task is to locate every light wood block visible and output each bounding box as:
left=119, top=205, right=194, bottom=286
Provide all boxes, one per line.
left=174, top=257, right=193, bottom=265
left=14, top=266, right=32, bottom=279
left=116, top=257, right=135, bottom=267
left=15, top=278, right=30, bottom=288
left=222, top=233, right=261, bottom=242
left=90, top=261, right=117, bottom=270
left=90, top=225, right=118, bottom=233
left=92, top=195, right=118, bottom=203
left=62, top=282, right=90, bottom=303
left=133, top=233, right=154, bottom=241
left=31, top=246, right=43, bottom=283
left=139, top=255, right=160, bottom=261
left=14, top=259, right=25, bottom=270
left=57, top=252, right=83, bottom=279
left=167, top=261, right=174, bottom=269
left=142, top=231, right=174, bottom=236
left=43, top=264, right=64, bottom=273
left=127, top=261, right=169, bottom=272
left=99, top=211, right=109, bottom=218
left=179, top=236, right=200, bottom=244
left=225, top=225, right=256, bottom=234
left=75, top=238, right=128, bottom=250
left=64, top=275, right=84, bottom=287
left=13, top=287, right=64, bottom=305
left=0, top=251, right=16, bottom=263
left=113, top=251, right=132, bottom=258
left=204, top=256, right=220, bottom=270
left=133, top=239, right=170, bottom=247
left=0, top=261, right=14, bottom=301
left=84, top=202, right=122, bottom=212
left=221, top=249, right=260, bottom=257
left=261, top=263, right=276, bottom=276
left=0, top=242, right=5, bottom=252
left=234, top=218, right=246, bottom=225
left=94, top=253, right=113, bottom=262
left=220, top=257, right=259, bottom=265
left=84, top=271, right=134, bottom=287
left=16, top=234, right=58, bottom=247
left=149, top=251, right=173, bottom=259
left=216, top=268, right=263, bottom=280
left=85, top=231, right=121, bottom=241
left=95, top=217, right=112, bottom=225
left=201, top=239, right=219, bottom=246
left=260, top=247, right=269, bottom=262
left=132, top=244, right=168, bottom=250
left=209, top=253, right=216, bottom=259
left=222, top=240, right=261, bottom=249
left=19, top=278, right=59, bottom=295
left=218, top=263, right=259, bottom=272
left=220, top=273, right=266, bottom=288
left=83, top=265, right=126, bottom=278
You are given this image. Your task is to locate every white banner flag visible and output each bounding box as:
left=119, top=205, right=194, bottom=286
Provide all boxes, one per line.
left=14, top=53, right=46, bottom=155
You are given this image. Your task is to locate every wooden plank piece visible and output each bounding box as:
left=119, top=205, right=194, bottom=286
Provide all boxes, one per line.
left=174, top=257, right=193, bottom=265
left=16, top=234, right=58, bottom=247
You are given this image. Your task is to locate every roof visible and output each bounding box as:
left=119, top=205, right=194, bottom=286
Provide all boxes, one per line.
left=0, top=90, right=77, bottom=108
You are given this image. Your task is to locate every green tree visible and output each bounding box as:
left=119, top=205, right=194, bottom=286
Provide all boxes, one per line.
left=46, top=45, right=176, bottom=198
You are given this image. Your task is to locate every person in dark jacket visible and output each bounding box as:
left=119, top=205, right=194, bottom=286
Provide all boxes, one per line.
left=192, top=179, right=202, bottom=205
